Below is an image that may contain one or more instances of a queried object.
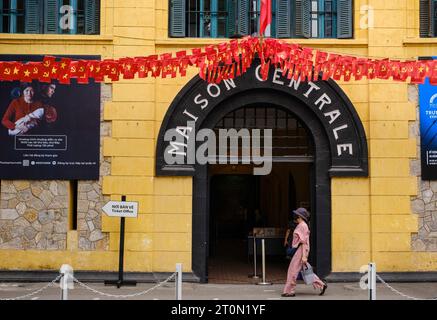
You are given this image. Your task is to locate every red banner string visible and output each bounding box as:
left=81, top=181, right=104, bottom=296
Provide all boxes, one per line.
left=0, top=37, right=436, bottom=86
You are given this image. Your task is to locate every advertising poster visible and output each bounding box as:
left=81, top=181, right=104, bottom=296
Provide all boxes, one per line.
left=0, top=55, right=100, bottom=180
left=420, top=57, right=437, bottom=180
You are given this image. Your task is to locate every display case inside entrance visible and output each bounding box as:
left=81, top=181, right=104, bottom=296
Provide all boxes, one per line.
left=248, top=228, right=286, bottom=256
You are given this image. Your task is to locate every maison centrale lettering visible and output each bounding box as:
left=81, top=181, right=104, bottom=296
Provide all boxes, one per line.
left=170, top=67, right=351, bottom=156
left=156, top=61, right=368, bottom=176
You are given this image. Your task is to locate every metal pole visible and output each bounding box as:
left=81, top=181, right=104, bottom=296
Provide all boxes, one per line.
left=117, top=196, right=127, bottom=288
left=62, top=275, right=68, bottom=300
left=176, top=263, right=182, bottom=300
left=104, top=196, right=136, bottom=287
left=251, top=234, right=259, bottom=279
left=257, top=239, right=272, bottom=285
left=59, top=264, right=73, bottom=300
left=60, top=274, right=68, bottom=300
left=368, top=262, right=376, bottom=300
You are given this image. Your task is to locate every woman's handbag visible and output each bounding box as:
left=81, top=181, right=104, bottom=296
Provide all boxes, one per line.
left=301, top=263, right=316, bottom=285
left=285, top=243, right=301, bottom=259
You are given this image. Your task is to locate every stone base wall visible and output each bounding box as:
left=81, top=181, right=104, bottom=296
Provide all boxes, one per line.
left=76, top=83, right=111, bottom=251
left=0, top=181, right=69, bottom=250
left=77, top=181, right=109, bottom=250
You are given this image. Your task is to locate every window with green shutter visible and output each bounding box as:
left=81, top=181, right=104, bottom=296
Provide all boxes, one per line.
left=431, top=0, right=437, bottom=37
left=84, top=0, right=100, bottom=34
left=24, top=0, right=39, bottom=33
left=420, top=0, right=437, bottom=37
left=1, top=0, right=26, bottom=33
left=170, top=0, right=352, bottom=39
left=239, top=0, right=249, bottom=36
left=170, top=0, right=185, bottom=37
left=0, top=0, right=100, bottom=34
left=299, top=0, right=350, bottom=39
left=294, top=0, right=303, bottom=38
left=276, top=0, right=291, bottom=38
left=337, top=0, right=352, bottom=38
left=171, top=0, right=276, bottom=38
left=44, top=0, right=59, bottom=33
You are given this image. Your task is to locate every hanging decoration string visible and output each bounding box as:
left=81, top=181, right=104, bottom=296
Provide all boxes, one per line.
left=0, top=37, right=436, bottom=86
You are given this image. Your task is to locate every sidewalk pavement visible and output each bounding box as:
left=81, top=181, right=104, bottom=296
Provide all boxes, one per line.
left=1, top=281, right=437, bottom=300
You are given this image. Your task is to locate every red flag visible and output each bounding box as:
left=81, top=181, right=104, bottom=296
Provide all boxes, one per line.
left=20, top=63, right=34, bottom=82
left=367, top=60, right=377, bottom=80
left=40, top=56, right=56, bottom=83
left=333, top=62, right=343, bottom=81
left=0, top=62, right=14, bottom=81
left=429, top=60, right=437, bottom=85
left=411, top=61, right=428, bottom=84
left=149, top=60, right=161, bottom=78
left=260, top=60, right=270, bottom=81
left=354, top=58, right=368, bottom=81
left=120, top=58, right=136, bottom=79
left=228, top=63, right=236, bottom=79
left=160, top=53, right=173, bottom=78
left=30, top=62, right=42, bottom=80
left=10, top=62, right=20, bottom=81
left=313, top=51, right=328, bottom=81
left=136, top=58, right=148, bottom=78
left=39, top=68, right=51, bottom=83
left=376, top=59, right=390, bottom=80
left=58, top=58, right=72, bottom=84
left=76, top=60, right=89, bottom=84
left=69, top=61, right=79, bottom=78
left=343, top=57, right=356, bottom=82
left=49, top=61, right=59, bottom=80
left=425, top=60, right=435, bottom=78
left=398, top=61, right=411, bottom=82
left=390, top=61, right=401, bottom=81
left=87, top=61, right=103, bottom=82
left=198, top=58, right=207, bottom=80
left=259, top=0, right=272, bottom=36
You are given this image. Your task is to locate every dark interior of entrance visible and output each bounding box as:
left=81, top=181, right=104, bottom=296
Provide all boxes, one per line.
left=208, top=163, right=313, bottom=284
left=207, top=105, right=315, bottom=284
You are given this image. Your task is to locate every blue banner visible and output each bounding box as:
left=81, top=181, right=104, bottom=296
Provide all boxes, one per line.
left=420, top=57, right=437, bottom=180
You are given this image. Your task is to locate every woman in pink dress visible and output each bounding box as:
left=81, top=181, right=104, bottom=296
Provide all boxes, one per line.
left=282, top=207, right=328, bottom=297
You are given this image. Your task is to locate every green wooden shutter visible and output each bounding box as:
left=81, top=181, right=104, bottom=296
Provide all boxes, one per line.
left=237, top=0, right=249, bottom=35
left=433, top=0, right=437, bottom=37
left=295, top=0, right=303, bottom=37
left=276, top=0, right=291, bottom=38
left=169, top=0, right=185, bottom=37
left=44, top=0, right=59, bottom=34
left=0, top=0, right=4, bottom=33
left=420, top=0, right=430, bottom=37
left=227, top=0, right=236, bottom=37
left=337, top=0, right=353, bottom=38
left=85, top=0, right=100, bottom=34
left=301, top=0, right=310, bottom=38
left=25, top=0, right=41, bottom=33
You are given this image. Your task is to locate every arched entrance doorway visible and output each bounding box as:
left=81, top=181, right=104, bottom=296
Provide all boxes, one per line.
left=207, top=105, right=315, bottom=283
left=156, top=61, right=368, bottom=283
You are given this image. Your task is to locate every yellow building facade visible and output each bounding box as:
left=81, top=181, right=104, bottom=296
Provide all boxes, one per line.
left=0, top=0, right=437, bottom=282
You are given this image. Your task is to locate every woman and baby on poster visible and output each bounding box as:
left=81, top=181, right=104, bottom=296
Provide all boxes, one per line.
left=1, top=82, right=58, bottom=136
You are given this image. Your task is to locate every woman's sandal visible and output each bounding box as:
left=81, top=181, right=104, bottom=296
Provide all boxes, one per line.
left=319, top=281, right=328, bottom=296
left=281, top=293, right=296, bottom=297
